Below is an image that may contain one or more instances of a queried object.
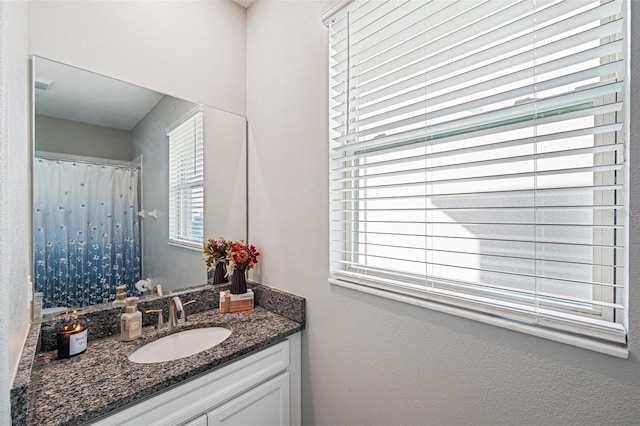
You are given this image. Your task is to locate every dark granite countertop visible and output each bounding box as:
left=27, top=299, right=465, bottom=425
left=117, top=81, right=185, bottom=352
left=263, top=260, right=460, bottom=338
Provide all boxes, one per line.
left=11, top=283, right=305, bottom=426
left=29, top=306, right=303, bottom=426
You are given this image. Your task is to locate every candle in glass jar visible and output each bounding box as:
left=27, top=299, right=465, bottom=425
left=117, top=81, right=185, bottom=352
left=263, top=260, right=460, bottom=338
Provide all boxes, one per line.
left=57, top=323, right=87, bottom=359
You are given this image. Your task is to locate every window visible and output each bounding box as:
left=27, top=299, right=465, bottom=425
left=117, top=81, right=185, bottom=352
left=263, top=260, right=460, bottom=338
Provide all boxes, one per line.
left=327, top=0, right=628, bottom=356
left=168, top=110, right=204, bottom=249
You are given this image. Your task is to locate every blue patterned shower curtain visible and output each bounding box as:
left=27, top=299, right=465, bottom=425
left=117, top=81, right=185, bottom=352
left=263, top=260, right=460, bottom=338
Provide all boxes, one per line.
left=34, top=158, right=141, bottom=308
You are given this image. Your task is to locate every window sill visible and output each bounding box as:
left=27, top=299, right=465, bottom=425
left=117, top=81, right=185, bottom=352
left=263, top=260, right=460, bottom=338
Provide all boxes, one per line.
left=168, top=240, right=201, bottom=252
left=328, top=278, right=629, bottom=359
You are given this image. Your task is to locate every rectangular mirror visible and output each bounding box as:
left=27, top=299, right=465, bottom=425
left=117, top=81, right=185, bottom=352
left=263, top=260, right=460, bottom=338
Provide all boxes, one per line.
left=32, top=56, right=247, bottom=313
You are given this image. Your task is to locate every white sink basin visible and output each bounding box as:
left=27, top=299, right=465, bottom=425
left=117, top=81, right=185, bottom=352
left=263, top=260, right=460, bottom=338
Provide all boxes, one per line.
left=128, top=327, right=231, bottom=364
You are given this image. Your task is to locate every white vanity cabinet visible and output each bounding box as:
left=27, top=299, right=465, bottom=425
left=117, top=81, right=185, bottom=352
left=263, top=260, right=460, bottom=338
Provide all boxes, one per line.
left=89, top=333, right=301, bottom=426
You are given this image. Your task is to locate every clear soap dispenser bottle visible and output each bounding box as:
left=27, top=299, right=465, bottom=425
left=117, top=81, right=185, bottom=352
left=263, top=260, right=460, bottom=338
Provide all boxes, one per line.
left=121, top=297, right=142, bottom=341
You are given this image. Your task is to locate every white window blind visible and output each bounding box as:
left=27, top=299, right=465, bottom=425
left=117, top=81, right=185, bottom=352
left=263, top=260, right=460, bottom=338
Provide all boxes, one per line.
left=328, top=0, right=628, bottom=354
left=168, top=110, right=204, bottom=249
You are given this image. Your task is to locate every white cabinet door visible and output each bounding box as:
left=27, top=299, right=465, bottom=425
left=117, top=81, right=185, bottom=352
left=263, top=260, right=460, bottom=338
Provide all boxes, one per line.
left=182, top=414, right=207, bottom=426
left=207, top=372, right=290, bottom=426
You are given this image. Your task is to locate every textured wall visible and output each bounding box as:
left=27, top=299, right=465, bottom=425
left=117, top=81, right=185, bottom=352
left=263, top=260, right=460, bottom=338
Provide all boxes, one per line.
left=246, top=1, right=640, bottom=425
left=0, top=0, right=31, bottom=424
left=28, top=0, right=247, bottom=116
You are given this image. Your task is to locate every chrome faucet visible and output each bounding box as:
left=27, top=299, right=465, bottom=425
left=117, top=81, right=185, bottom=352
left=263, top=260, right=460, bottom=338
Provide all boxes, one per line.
left=168, top=296, right=185, bottom=328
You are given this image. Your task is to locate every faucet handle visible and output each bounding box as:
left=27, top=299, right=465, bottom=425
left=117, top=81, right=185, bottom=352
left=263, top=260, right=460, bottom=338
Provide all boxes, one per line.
left=169, top=296, right=185, bottom=327
left=183, top=300, right=196, bottom=322
left=145, top=309, right=165, bottom=329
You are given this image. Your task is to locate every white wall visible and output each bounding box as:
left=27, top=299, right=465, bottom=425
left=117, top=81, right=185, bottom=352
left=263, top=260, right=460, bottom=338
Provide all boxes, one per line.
left=28, top=0, right=247, bottom=116
left=35, top=115, right=133, bottom=161
left=246, top=1, right=640, bottom=425
left=0, top=0, right=31, bottom=423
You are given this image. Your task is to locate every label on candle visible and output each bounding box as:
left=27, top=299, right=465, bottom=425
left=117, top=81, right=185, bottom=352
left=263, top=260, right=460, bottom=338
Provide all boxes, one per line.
left=69, top=328, right=87, bottom=356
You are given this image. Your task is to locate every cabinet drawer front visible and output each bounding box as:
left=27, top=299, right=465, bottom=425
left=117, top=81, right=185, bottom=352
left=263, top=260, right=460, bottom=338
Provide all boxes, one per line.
left=207, top=372, right=290, bottom=426
left=89, top=340, right=290, bottom=426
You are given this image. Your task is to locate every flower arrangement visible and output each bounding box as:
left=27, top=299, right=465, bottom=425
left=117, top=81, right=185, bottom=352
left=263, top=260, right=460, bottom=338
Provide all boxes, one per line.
left=203, top=237, right=260, bottom=276
left=226, top=240, right=260, bottom=273
left=204, top=238, right=259, bottom=294
left=203, top=237, right=232, bottom=271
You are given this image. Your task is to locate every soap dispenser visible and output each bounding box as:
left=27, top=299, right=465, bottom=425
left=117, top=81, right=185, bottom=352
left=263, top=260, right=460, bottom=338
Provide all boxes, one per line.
left=121, top=297, right=142, bottom=341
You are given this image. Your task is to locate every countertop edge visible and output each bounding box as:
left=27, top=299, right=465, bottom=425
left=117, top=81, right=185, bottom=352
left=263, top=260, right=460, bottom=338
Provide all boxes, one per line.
left=10, top=323, right=41, bottom=426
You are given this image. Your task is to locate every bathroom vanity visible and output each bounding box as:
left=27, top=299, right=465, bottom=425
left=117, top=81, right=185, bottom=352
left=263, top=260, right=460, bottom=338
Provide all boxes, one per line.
left=11, top=284, right=305, bottom=426
left=92, top=334, right=299, bottom=426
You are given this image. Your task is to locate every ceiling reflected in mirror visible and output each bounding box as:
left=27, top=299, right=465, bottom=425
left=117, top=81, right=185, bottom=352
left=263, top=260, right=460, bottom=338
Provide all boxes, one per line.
left=35, top=59, right=164, bottom=131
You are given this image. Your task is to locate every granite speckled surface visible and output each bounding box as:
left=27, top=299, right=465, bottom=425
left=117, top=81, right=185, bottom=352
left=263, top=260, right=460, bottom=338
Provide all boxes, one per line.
left=249, top=283, right=305, bottom=324
left=10, top=323, right=40, bottom=425
left=12, top=283, right=305, bottom=426
left=29, top=306, right=302, bottom=426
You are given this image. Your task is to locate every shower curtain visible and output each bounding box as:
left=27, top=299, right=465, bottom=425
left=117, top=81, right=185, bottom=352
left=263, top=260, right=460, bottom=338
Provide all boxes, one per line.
left=34, top=158, right=141, bottom=308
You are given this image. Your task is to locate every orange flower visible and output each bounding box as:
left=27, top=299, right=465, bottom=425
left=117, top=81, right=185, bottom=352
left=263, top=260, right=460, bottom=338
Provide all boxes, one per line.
left=234, top=249, right=250, bottom=264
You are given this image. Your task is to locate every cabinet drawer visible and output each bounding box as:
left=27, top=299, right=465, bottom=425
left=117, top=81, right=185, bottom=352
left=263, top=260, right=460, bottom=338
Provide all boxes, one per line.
left=207, top=372, right=290, bottom=426
left=89, top=340, right=290, bottom=426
